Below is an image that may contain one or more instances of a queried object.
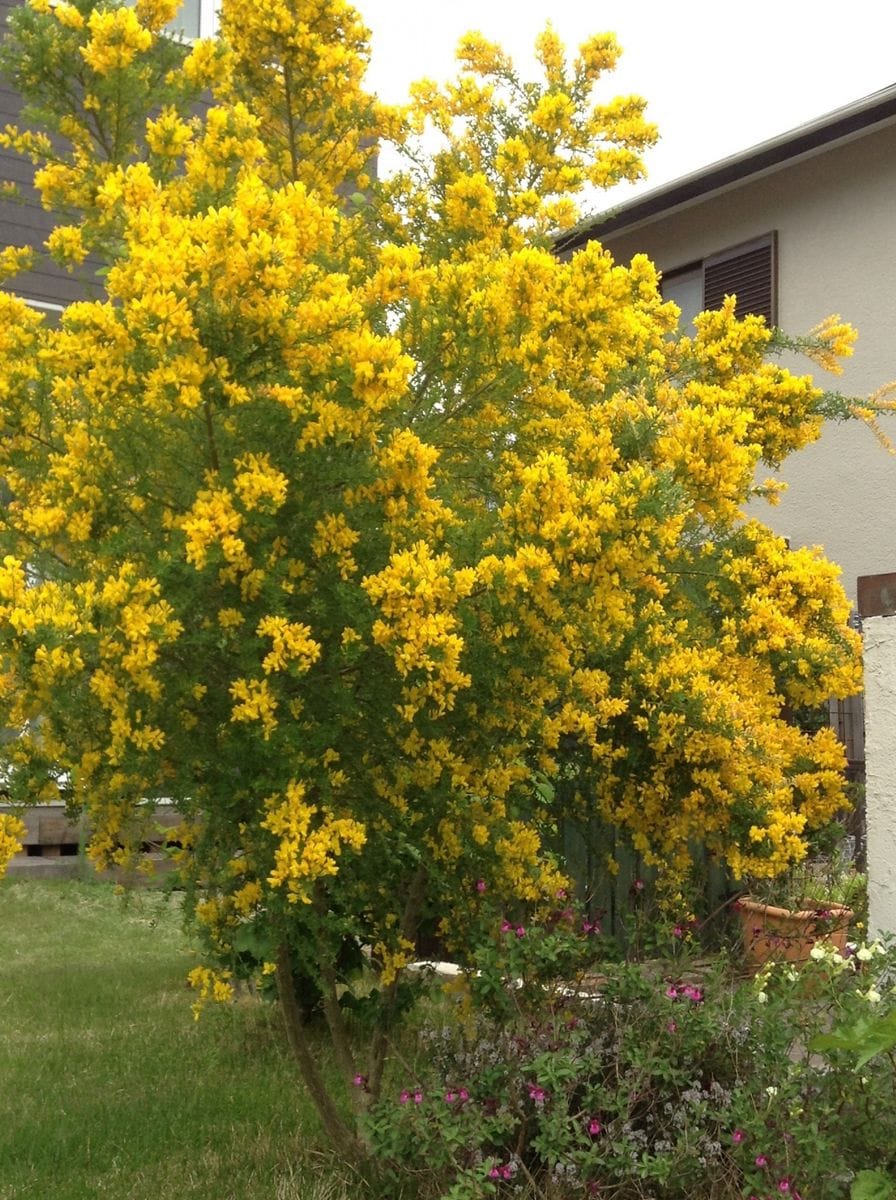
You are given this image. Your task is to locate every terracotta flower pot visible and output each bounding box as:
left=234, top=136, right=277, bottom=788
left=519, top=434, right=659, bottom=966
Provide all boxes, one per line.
left=735, top=898, right=853, bottom=973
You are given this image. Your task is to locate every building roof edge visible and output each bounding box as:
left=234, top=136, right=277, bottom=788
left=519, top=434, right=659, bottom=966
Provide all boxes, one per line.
left=556, top=82, right=896, bottom=254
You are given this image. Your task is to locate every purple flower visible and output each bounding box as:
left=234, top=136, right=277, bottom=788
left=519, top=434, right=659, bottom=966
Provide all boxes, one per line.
left=458, top=1087, right=469, bottom=1102
left=587, top=1118, right=602, bottom=1136
left=673, top=925, right=685, bottom=939
left=778, top=1181, right=791, bottom=1194
left=352, top=1073, right=366, bottom=1088
left=732, top=1129, right=745, bottom=1144
left=399, top=1090, right=410, bottom=1105
left=500, top=919, right=513, bottom=933
left=755, top=1155, right=768, bottom=1168
left=413, top=1089, right=423, bottom=1105
left=515, top=924, right=526, bottom=938
left=476, top=879, right=487, bottom=893
left=528, top=1084, right=547, bottom=1104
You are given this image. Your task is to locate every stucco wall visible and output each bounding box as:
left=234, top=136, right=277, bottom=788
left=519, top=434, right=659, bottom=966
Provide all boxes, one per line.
left=600, top=123, right=896, bottom=601
left=862, top=615, right=896, bottom=935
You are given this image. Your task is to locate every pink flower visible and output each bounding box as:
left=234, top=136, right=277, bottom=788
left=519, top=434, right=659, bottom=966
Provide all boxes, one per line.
left=458, top=1087, right=469, bottom=1102
left=476, top=879, right=487, bottom=893
left=755, top=1155, right=768, bottom=1168
left=588, top=1118, right=602, bottom=1136
left=352, top=1073, right=366, bottom=1088
left=528, top=1084, right=547, bottom=1104
left=515, top=925, right=526, bottom=938
left=665, top=985, right=678, bottom=999
left=488, top=1167, right=500, bottom=1180
left=556, top=888, right=568, bottom=900
left=673, top=925, right=685, bottom=939
left=732, top=1129, right=745, bottom=1144
left=778, top=1181, right=791, bottom=1194
left=681, top=984, right=703, bottom=1003
left=413, top=1090, right=423, bottom=1105
left=633, top=879, right=645, bottom=892
left=667, top=1020, right=677, bottom=1033
left=444, top=1089, right=457, bottom=1103
left=500, top=919, right=513, bottom=933
left=399, top=1090, right=410, bottom=1105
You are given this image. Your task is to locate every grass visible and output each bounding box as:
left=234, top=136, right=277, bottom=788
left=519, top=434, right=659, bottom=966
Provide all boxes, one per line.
left=0, top=878, right=357, bottom=1200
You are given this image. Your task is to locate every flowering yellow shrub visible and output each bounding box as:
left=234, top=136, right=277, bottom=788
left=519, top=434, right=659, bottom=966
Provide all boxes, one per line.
left=0, top=0, right=864, bottom=1130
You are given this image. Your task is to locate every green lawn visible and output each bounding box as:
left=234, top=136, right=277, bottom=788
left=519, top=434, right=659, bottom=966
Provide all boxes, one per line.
left=0, top=879, right=354, bottom=1200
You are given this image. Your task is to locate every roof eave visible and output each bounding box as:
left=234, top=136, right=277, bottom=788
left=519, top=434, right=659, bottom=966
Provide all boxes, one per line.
left=556, top=81, right=896, bottom=255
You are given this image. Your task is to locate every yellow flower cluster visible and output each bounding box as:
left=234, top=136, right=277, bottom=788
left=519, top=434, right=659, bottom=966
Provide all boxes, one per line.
left=80, top=7, right=153, bottom=75
left=260, top=780, right=366, bottom=904
left=0, top=813, right=26, bottom=877
left=187, top=965, right=234, bottom=1019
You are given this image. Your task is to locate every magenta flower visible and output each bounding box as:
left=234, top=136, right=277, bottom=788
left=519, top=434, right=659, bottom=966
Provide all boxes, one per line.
left=527, top=1084, right=547, bottom=1104
left=778, top=1181, right=791, bottom=1194
left=681, top=984, right=703, bottom=1002
left=665, top=985, right=678, bottom=999
left=667, top=1020, right=677, bottom=1033
left=556, top=888, right=568, bottom=900
left=458, top=1087, right=469, bottom=1102
left=500, top=919, right=513, bottom=933
left=413, top=1089, right=423, bottom=1105
left=444, top=1089, right=457, bottom=1104
left=755, top=1155, right=768, bottom=1168
left=732, top=1129, right=745, bottom=1144
left=399, top=1090, right=410, bottom=1105
left=633, top=879, right=645, bottom=892
left=673, top=925, right=685, bottom=939
left=352, top=1073, right=366, bottom=1088
left=515, top=924, right=526, bottom=938
left=588, top=1118, right=602, bottom=1136
left=476, top=879, right=487, bottom=893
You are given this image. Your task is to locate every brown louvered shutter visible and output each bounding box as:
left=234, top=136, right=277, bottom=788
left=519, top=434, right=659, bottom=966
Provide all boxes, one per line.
left=703, top=233, right=777, bottom=325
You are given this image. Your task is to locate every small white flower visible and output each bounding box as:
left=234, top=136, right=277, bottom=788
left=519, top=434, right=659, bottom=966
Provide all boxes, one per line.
left=765, top=1086, right=778, bottom=1097
left=856, top=945, right=873, bottom=963
left=865, top=987, right=882, bottom=1004
left=785, top=968, right=799, bottom=982
left=810, top=945, right=827, bottom=961
left=757, top=991, right=768, bottom=1005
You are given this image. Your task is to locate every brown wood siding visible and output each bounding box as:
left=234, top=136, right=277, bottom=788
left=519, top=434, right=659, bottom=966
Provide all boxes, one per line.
left=0, top=0, right=98, bottom=307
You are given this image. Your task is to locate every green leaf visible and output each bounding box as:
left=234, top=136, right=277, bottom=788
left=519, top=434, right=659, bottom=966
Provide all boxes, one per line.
left=811, top=1009, right=896, bottom=1070
left=851, top=1170, right=896, bottom=1200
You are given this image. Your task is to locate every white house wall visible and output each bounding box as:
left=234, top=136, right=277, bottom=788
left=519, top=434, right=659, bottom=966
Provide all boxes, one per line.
left=599, top=122, right=896, bottom=602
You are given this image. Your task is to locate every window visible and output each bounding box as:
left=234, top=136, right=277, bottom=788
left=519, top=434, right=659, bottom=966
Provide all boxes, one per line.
left=661, top=232, right=777, bottom=329
left=164, top=0, right=217, bottom=40
left=120, top=0, right=217, bottom=40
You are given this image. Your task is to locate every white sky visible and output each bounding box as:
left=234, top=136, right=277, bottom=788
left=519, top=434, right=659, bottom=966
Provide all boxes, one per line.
left=362, top=0, right=896, bottom=202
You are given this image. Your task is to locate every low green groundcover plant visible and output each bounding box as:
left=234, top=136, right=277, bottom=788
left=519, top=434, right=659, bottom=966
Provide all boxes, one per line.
left=359, top=908, right=896, bottom=1200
